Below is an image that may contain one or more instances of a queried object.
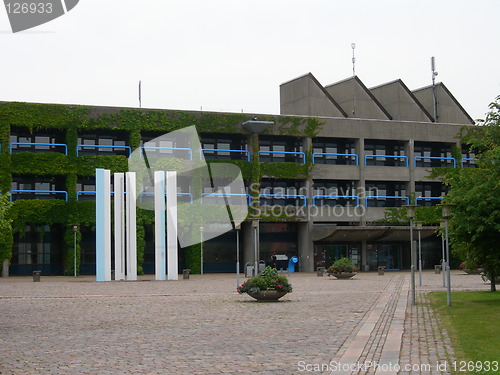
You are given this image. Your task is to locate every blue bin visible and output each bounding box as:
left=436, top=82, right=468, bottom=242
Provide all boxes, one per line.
left=288, top=256, right=299, bottom=272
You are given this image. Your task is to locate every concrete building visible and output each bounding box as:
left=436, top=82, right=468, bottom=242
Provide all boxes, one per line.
left=0, top=72, right=475, bottom=275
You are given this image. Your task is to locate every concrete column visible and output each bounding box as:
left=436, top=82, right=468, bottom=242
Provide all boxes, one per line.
left=361, top=240, right=368, bottom=271
left=114, top=173, right=125, bottom=281
left=154, top=171, right=166, bottom=281
left=298, top=221, right=314, bottom=272
left=126, top=172, right=137, bottom=281
left=166, top=171, right=178, bottom=280
left=407, top=139, right=415, bottom=199
left=242, top=221, right=253, bottom=268
left=96, top=168, right=111, bottom=282
left=2, top=258, right=9, bottom=277
left=356, top=138, right=366, bottom=225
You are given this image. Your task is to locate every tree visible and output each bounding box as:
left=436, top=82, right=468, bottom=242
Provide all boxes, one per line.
left=442, top=96, right=500, bottom=291
left=0, top=193, right=13, bottom=277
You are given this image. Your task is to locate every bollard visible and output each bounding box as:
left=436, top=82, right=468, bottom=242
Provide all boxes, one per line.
left=317, top=267, right=325, bottom=277
left=183, top=269, right=191, bottom=279
left=435, top=265, right=442, bottom=274
left=378, top=266, right=385, bottom=276
left=33, top=270, right=41, bottom=282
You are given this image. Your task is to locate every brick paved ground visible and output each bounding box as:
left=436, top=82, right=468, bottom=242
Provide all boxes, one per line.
left=0, top=271, right=490, bottom=374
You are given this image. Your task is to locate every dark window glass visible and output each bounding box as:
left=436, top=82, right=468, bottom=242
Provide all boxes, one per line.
left=312, top=137, right=356, bottom=165
left=10, top=127, right=66, bottom=154
left=414, top=142, right=454, bottom=167
left=365, top=182, right=407, bottom=207
left=259, top=136, right=304, bottom=163
left=364, top=140, right=406, bottom=166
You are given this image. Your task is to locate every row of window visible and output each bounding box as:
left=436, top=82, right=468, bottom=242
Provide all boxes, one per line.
left=8, top=129, right=477, bottom=166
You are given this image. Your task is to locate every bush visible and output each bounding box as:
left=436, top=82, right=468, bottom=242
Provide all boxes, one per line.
left=237, top=266, right=292, bottom=294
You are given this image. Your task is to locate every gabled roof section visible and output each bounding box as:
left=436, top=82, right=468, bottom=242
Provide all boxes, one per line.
left=370, top=79, right=434, bottom=122
left=412, top=83, right=474, bottom=124
left=324, top=76, right=392, bottom=120
left=280, top=73, right=347, bottom=117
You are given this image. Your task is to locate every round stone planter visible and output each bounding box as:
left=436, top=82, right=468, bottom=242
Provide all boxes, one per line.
left=330, top=272, right=357, bottom=280
left=246, top=290, right=288, bottom=301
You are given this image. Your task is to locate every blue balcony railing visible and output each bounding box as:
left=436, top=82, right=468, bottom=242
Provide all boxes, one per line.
left=77, top=144, right=132, bottom=157
left=140, top=146, right=193, bottom=160
left=200, top=148, right=250, bottom=162
left=258, top=150, right=306, bottom=164
left=462, top=158, right=478, bottom=168
left=312, top=152, right=359, bottom=165
left=312, top=195, right=360, bottom=207
left=10, top=142, right=68, bottom=155
left=259, top=193, right=307, bottom=207
left=139, top=192, right=193, bottom=203
left=365, top=195, right=410, bottom=207
left=201, top=193, right=251, bottom=206
left=10, top=190, right=68, bottom=201
left=414, top=156, right=456, bottom=168
left=364, top=154, right=408, bottom=167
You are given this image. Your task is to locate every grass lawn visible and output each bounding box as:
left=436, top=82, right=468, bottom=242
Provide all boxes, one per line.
left=428, top=291, right=500, bottom=375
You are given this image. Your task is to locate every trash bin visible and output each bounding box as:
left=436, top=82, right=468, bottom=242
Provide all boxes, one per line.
left=378, top=266, right=385, bottom=275
left=245, top=263, right=254, bottom=277
left=33, top=270, right=41, bottom=282
left=258, top=260, right=266, bottom=273
left=434, top=265, right=442, bottom=274
left=183, top=269, right=191, bottom=279
left=317, top=267, right=325, bottom=277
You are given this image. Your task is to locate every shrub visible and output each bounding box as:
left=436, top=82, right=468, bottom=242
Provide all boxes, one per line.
left=328, top=257, right=358, bottom=275
left=237, top=266, right=293, bottom=294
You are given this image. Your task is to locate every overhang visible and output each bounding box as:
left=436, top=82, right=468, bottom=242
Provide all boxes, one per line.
left=312, top=225, right=438, bottom=242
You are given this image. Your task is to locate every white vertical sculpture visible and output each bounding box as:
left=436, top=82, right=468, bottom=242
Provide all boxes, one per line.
left=154, top=171, right=166, bottom=281
left=96, top=168, right=111, bottom=282
left=126, top=172, right=137, bottom=281
left=113, top=173, right=125, bottom=280
left=166, top=171, right=178, bottom=280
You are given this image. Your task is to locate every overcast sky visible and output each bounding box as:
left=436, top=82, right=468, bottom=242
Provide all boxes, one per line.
left=1, top=0, right=498, bottom=121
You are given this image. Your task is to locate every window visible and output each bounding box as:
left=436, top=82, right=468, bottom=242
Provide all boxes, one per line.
left=10, top=127, right=66, bottom=154
left=260, top=179, right=304, bottom=206
left=313, top=180, right=358, bottom=206
left=364, top=140, right=406, bottom=166
left=141, top=131, right=193, bottom=159
left=77, top=130, right=129, bottom=156
left=76, top=177, right=97, bottom=201
left=259, top=135, right=304, bottom=163
left=11, top=225, right=63, bottom=265
left=312, top=138, right=356, bottom=165
left=415, top=182, right=448, bottom=206
left=200, top=133, right=248, bottom=161
left=365, top=182, right=407, bottom=207
left=11, top=175, right=67, bottom=201
left=461, top=144, right=478, bottom=168
left=414, top=142, right=454, bottom=167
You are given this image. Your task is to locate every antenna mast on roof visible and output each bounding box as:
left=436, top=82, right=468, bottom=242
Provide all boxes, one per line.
left=351, top=43, right=356, bottom=116
left=139, top=80, right=142, bottom=109
left=431, top=57, right=438, bottom=122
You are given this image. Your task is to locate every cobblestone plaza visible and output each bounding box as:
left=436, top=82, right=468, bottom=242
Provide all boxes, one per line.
left=0, top=271, right=490, bottom=374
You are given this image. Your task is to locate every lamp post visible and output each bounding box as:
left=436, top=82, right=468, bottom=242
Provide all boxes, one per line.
left=405, top=205, right=416, bottom=305
left=252, top=219, right=259, bottom=276
left=439, top=220, right=446, bottom=287
left=72, top=224, right=78, bottom=277
left=236, top=223, right=241, bottom=288
left=200, top=225, right=204, bottom=275
left=416, top=221, right=423, bottom=286
left=440, top=204, right=453, bottom=306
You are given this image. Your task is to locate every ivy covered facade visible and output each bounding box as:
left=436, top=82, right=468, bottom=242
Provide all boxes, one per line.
left=0, top=74, right=476, bottom=275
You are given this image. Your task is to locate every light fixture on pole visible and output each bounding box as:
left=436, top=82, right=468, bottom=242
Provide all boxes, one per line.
left=235, top=223, right=241, bottom=288
left=405, top=205, right=416, bottom=305
left=252, top=219, right=259, bottom=276
left=416, top=221, right=423, bottom=286
left=439, top=204, right=453, bottom=306
left=72, top=224, right=78, bottom=277
left=439, top=220, right=446, bottom=287
left=200, top=225, right=204, bottom=275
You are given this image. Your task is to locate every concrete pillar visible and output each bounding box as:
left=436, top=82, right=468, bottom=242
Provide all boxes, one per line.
left=96, top=168, right=111, bottom=282
left=2, top=258, right=9, bottom=277
left=126, top=172, right=137, bottom=281
left=114, top=173, right=125, bottom=281
left=166, top=171, right=178, bottom=280
left=407, top=139, right=415, bottom=199
left=298, top=221, right=314, bottom=272
left=361, top=240, right=368, bottom=271
left=356, top=138, right=366, bottom=225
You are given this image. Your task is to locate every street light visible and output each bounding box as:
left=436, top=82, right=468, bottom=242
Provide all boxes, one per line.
left=405, top=205, right=416, bottom=305
left=200, top=225, right=204, bottom=275
left=72, top=224, right=78, bottom=277
left=252, top=219, right=259, bottom=276
left=439, top=204, right=453, bottom=306
left=235, top=223, right=241, bottom=288
left=439, top=220, right=446, bottom=287
left=416, top=221, right=423, bottom=286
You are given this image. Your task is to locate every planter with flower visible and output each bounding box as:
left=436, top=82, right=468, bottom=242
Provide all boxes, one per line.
left=458, top=261, right=482, bottom=275
left=237, top=266, right=292, bottom=301
left=327, top=257, right=358, bottom=279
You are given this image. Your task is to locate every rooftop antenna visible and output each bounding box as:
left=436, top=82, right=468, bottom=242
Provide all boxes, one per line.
left=351, top=43, right=356, bottom=116
left=139, top=80, right=142, bottom=109
left=431, top=57, right=438, bottom=122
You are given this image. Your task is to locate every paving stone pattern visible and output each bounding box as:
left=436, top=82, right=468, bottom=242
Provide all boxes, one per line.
left=0, top=271, right=490, bottom=374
